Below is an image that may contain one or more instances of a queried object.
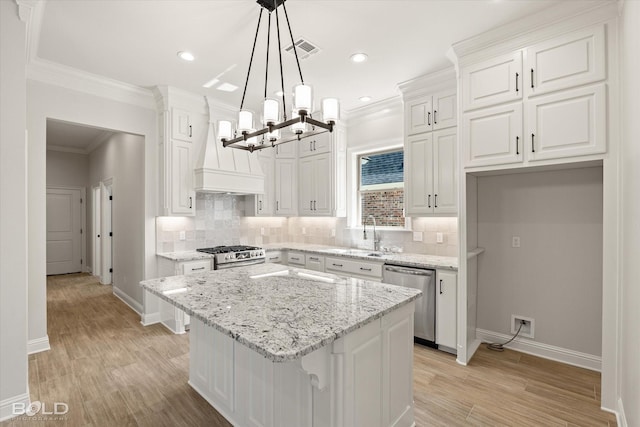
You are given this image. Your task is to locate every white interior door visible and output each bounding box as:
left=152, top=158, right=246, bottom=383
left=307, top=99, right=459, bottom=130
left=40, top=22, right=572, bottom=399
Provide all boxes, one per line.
left=101, top=180, right=113, bottom=285
left=92, top=186, right=101, bottom=278
left=46, top=187, right=82, bottom=275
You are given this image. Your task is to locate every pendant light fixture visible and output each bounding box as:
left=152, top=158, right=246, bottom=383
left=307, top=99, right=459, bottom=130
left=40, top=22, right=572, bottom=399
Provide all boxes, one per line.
left=217, top=0, right=339, bottom=152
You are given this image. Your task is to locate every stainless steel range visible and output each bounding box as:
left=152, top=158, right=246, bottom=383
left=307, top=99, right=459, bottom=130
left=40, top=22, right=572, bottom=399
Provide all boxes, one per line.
left=197, top=245, right=266, bottom=270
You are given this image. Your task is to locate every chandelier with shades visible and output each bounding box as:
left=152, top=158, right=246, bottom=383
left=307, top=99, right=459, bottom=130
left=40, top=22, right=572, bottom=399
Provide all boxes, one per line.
left=217, top=0, right=340, bottom=152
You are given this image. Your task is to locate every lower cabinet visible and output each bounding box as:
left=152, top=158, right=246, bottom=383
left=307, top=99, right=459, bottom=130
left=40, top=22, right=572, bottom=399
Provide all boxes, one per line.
left=325, top=257, right=383, bottom=281
left=436, top=270, right=457, bottom=351
left=305, top=254, right=325, bottom=272
left=157, top=257, right=213, bottom=334
left=286, top=251, right=306, bottom=267
left=265, top=250, right=283, bottom=263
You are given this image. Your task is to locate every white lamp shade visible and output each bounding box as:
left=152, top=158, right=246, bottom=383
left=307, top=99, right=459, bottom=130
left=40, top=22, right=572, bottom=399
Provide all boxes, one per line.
left=238, top=110, right=254, bottom=133
left=293, top=83, right=313, bottom=113
left=246, top=136, right=258, bottom=146
left=291, top=110, right=306, bottom=134
left=263, top=98, right=280, bottom=125
left=266, top=128, right=280, bottom=141
left=322, top=98, right=340, bottom=123
left=218, top=120, right=232, bottom=140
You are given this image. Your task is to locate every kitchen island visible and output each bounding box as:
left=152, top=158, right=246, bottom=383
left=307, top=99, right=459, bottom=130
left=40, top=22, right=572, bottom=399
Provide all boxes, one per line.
left=141, top=263, right=421, bottom=427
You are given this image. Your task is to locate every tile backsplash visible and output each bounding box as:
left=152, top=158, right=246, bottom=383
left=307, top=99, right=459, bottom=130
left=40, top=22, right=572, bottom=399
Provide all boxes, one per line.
left=157, top=194, right=458, bottom=257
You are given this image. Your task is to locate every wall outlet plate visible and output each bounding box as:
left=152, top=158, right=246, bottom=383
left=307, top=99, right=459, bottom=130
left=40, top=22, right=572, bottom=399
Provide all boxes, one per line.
left=302, top=227, right=307, bottom=235
left=512, top=236, right=521, bottom=248
left=260, top=227, right=266, bottom=236
left=413, top=231, right=423, bottom=242
left=436, top=232, right=444, bottom=243
left=331, top=229, right=336, bottom=237
left=511, top=315, right=535, bottom=339
left=179, top=231, right=186, bottom=241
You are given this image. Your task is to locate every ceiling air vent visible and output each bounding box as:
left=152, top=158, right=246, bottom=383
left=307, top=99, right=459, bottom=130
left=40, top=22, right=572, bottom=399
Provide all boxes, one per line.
left=285, top=38, right=321, bottom=60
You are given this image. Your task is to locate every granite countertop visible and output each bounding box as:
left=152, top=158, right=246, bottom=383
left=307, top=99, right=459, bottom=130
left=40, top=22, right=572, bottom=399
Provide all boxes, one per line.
left=157, top=251, right=215, bottom=262
left=262, top=243, right=459, bottom=271
left=140, top=263, right=421, bottom=362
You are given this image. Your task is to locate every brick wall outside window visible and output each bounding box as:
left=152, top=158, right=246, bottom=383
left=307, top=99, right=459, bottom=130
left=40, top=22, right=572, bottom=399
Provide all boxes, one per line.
left=361, top=189, right=405, bottom=227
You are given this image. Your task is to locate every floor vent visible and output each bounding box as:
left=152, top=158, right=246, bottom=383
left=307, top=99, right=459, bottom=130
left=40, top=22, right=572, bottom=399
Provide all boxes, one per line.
left=285, top=38, right=321, bottom=60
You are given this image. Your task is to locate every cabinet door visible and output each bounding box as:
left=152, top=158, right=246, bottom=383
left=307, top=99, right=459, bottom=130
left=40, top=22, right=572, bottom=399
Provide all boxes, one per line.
left=433, top=129, right=457, bottom=214
left=181, top=260, right=212, bottom=274
left=274, top=158, right=297, bottom=215
left=171, top=140, right=195, bottom=215
left=433, top=90, right=457, bottom=130
left=172, top=108, right=195, bottom=142
left=287, top=251, right=305, bottom=266
left=275, top=141, right=297, bottom=159
left=312, top=153, right=333, bottom=215
left=405, top=133, right=433, bottom=215
left=405, top=97, right=433, bottom=135
left=462, top=51, right=522, bottom=111
left=299, top=131, right=332, bottom=157
left=463, top=102, right=523, bottom=168
left=257, top=155, right=274, bottom=215
left=305, top=255, right=325, bottom=272
left=436, top=270, right=457, bottom=350
left=298, top=157, right=314, bottom=215
left=527, top=83, right=606, bottom=162
left=526, top=24, right=605, bottom=97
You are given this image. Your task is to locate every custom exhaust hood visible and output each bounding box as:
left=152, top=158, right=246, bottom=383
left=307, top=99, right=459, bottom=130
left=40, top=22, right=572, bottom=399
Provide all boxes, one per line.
left=194, top=97, right=265, bottom=195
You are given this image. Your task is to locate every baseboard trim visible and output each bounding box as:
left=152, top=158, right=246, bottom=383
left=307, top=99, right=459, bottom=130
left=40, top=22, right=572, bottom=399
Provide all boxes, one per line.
left=0, top=392, right=30, bottom=422
left=616, top=397, right=628, bottom=427
left=457, top=338, right=482, bottom=365
left=27, top=335, right=50, bottom=355
left=112, top=286, right=142, bottom=315
left=140, top=312, right=161, bottom=326
left=476, top=329, right=601, bottom=372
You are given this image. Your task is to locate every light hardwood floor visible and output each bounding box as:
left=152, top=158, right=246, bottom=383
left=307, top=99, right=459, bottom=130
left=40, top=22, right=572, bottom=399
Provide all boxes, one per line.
left=2, top=273, right=616, bottom=426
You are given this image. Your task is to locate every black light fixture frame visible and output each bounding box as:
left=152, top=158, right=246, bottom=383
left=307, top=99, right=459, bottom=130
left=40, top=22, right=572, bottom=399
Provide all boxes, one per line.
left=221, top=0, right=334, bottom=153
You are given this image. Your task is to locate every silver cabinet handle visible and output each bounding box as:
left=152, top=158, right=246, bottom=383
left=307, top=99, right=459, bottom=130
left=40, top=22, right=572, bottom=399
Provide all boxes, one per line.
left=360, top=267, right=372, bottom=272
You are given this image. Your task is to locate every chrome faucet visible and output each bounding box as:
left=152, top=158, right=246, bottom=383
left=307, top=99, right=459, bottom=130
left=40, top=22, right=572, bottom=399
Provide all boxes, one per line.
left=363, top=215, right=380, bottom=252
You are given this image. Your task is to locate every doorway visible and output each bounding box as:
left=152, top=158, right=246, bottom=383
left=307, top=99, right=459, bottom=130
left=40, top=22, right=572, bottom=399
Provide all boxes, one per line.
left=46, top=186, right=85, bottom=275
left=100, top=179, right=113, bottom=285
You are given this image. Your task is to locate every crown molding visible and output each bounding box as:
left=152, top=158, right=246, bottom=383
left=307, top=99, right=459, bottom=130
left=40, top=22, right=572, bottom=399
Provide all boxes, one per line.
left=450, top=0, right=617, bottom=67
left=86, top=131, right=115, bottom=154
left=397, top=66, right=456, bottom=100
left=16, top=0, right=43, bottom=62
left=343, top=95, right=402, bottom=123
left=47, top=144, right=89, bottom=155
left=28, top=58, right=155, bottom=109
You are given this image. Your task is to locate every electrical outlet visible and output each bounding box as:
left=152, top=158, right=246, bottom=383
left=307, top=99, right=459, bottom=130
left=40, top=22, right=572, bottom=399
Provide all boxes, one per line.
left=413, top=231, right=423, bottom=242
left=260, top=227, right=266, bottom=236
left=512, top=236, right=521, bottom=248
left=436, top=232, right=444, bottom=243
left=179, top=231, right=186, bottom=241
left=302, top=227, right=307, bottom=235
left=511, top=315, right=535, bottom=339
left=331, top=229, right=336, bottom=237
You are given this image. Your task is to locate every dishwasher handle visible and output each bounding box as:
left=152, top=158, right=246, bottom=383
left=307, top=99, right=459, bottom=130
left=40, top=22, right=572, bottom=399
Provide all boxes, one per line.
left=383, top=265, right=434, bottom=277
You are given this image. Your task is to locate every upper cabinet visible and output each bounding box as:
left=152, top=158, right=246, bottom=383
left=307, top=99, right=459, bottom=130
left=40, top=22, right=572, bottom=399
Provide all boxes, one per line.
left=460, top=23, right=608, bottom=170
left=154, top=87, right=208, bottom=217
left=400, top=69, right=458, bottom=217
left=297, top=127, right=347, bottom=217
left=245, top=151, right=275, bottom=216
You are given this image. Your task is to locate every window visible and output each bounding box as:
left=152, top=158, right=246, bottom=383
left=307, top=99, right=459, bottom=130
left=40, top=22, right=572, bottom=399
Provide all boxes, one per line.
left=359, top=149, right=405, bottom=227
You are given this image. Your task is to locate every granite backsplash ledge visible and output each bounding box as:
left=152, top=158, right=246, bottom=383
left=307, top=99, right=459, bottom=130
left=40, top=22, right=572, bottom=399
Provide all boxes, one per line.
left=156, top=194, right=458, bottom=257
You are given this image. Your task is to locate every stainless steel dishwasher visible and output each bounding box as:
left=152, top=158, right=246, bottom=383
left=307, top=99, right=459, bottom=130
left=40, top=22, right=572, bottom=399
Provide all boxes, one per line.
left=382, top=264, right=436, bottom=347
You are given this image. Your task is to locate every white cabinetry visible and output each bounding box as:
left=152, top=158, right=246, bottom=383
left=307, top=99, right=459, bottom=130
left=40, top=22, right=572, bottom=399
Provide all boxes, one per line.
left=405, top=128, right=457, bottom=215
left=400, top=71, right=458, bottom=217
left=287, top=251, right=305, bottom=266
left=157, top=257, right=213, bottom=334
left=246, top=152, right=275, bottom=216
left=461, top=24, right=608, bottom=170
left=274, top=158, right=297, bottom=216
left=305, top=254, right=325, bottom=272
left=325, top=257, right=383, bottom=281
left=154, top=87, right=207, bottom=217
left=265, top=250, right=283, bottom=263
left=436, top=270, right=457, bottom=351
left=297, top=128, right=346, bottom=217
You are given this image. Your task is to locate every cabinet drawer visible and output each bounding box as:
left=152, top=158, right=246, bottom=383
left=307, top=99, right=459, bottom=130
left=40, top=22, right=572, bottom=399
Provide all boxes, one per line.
left=287, top=251, right=306, bottom=266
left=305, top=255, right=325, bottom=272
left=181, top=259, right=212, bottom=275
left=265, top=251, right=283, bottom=263
left=325, top=257, right=382, bottom=278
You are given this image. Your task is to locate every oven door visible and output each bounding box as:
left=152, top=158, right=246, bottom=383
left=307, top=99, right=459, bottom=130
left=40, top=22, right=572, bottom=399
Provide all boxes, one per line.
left=215, top=258, right=266, bottom=270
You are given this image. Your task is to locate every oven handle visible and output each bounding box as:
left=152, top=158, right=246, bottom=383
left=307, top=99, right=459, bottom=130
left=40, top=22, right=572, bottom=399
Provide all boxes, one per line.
left=383, top=265, right=434, bottom=276
left=215, top=259, right=266, bottom=270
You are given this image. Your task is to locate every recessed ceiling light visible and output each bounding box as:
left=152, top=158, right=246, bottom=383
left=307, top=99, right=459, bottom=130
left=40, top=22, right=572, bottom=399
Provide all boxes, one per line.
left=177, top=51, right=195, bottom=62
left=217, top=82, right=239, bottom=92
left=350, top=53, right=368, bottom=63
left=359, top=96, right=372, bottom=102
left=202, top=78, right=220, bottom=89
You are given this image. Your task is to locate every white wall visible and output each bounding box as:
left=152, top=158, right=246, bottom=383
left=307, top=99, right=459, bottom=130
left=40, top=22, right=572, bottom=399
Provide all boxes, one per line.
left=46, top=150, right=89, bottom=188
left=476, top=167, right=603, bottom=357
left=620, top=1, right=640, bottom=424
left=27, top=80, right=157, bottom=344
left=89, top=133, right=145, bottom=307
left=0, top=0, right=29, bottom=420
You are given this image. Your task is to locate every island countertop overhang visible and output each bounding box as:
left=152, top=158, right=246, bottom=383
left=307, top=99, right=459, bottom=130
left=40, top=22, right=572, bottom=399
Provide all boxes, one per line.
left=140, top=263, right=421, bottom=362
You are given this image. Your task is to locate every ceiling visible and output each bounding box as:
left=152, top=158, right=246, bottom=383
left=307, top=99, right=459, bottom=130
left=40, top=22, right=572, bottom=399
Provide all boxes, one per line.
left=46, top=119, right=115, bottom=153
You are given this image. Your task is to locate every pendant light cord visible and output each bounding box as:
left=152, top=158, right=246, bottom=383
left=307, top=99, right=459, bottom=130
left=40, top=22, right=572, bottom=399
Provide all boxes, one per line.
left=281, top=1, right=304, bottom=85
left=274, top=4, right=287, bottom=120
left=264, top=12, right=271, bottom=99
left=240, top=8, right=264, bottom=110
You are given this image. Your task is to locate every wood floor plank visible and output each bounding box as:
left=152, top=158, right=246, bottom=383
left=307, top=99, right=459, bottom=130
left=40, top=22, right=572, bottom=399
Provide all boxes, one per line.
left=0, top=274, right=616, bottom=427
